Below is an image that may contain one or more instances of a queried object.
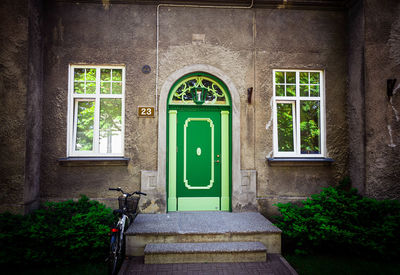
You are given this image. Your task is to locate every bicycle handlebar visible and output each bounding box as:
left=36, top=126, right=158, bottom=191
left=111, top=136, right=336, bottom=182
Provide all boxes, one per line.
left=108, top=187, right=147, bottom=196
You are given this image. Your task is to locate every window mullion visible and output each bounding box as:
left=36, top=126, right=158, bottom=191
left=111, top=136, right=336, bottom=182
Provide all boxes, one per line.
left=68, top=67, right=74, bottom=156
left=320, top=72, right=325, bottom=156
left=93, top=69, right=101, bottom=154
left=296, top=71, right=301, bottom=156
left=72, top=99, right=79, bottom=154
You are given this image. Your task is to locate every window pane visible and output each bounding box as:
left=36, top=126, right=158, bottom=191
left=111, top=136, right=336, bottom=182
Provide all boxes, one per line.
left=112, top=69, right=122, bottom=81
left=86, top=82, right=96, bottom=94
left=300, top=72, right=308, bottom=84
left=310, top=85, right=320, bottom=97
left=74, top=68, right=85, bottom=81
left=86, top=69, right=96, bottom=81
left=99, top=99, right=122, bottom=154
left=112, top=82, right=122, bottom=94
left=300, top=85, right=309, bottom=96
left=101, top=82, right=111, bottom=94
left=310, top=72, right=320, bottom=84
left=75, top=101, right=95, bottom=151
left=277, top=103, right=294, bottom=152
left=300, top=100, right=320, bottom=154
left=275, top=71, right=284, bottom=83
left=74, top=82, right=84, bottom=94
left=101, top=69, right=111, bottom=81
left=286, top=72, right=295, bottom=84
left=276, top=85, right=284, bottom=96
left=286, top=85, right=296, bottom=96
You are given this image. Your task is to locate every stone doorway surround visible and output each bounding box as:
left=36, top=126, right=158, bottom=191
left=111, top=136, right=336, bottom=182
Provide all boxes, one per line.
left=141, top=64, right=257, bottom=213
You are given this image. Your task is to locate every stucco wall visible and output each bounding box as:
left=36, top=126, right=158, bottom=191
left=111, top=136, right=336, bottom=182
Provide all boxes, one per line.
left=41, top=2, right=157, bottom=208
left=0, top=0, right=29, bottom=214
left=254, top=8, right=348, bottom=215
left=363, top=0, right=400, bottom=199
left=347, top=0, right=366, bottom=195
left=40, top=2, right=348, bottom=215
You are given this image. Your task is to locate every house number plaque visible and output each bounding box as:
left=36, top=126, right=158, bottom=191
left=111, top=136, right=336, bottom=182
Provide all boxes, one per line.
left=138, top=106, right=155, bottom=118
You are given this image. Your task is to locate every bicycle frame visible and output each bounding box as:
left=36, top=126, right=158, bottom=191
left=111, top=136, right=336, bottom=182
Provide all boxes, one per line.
left=108, top=187, right=146, bottom=275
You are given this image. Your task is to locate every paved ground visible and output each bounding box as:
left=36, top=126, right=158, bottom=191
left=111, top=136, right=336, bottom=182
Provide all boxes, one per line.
left=119, top=254, right=298, bottom=275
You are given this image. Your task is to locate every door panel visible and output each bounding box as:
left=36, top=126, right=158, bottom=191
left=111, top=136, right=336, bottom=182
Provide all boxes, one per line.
left=176, top=110, right=221, bottom=210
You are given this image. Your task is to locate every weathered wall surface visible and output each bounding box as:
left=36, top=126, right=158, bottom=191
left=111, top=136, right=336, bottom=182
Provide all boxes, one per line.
left=254, top=9, right=348, bottom=215
left=40, top=2, right=348, bottom=216
left=25, top=0, right=43, bottom=213
left=41, top=2, right=157, bottom=208
left=0, top=0, right=29, bottom=214
left=363, top=0, right=400, bottom=199
left=347, top=0, right=365, bottom=194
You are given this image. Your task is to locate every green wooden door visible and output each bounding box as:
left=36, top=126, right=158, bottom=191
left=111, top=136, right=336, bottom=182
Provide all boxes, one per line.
left=176, top=109, right=221, bottom=211
left=167, top=73, right=231, bottom=212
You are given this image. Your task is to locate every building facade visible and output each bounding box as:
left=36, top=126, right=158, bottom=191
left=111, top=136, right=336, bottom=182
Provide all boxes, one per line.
left=1, top=0, right=399, bottom=216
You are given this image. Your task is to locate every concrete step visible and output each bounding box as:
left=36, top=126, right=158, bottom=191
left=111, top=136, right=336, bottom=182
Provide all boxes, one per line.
left=125, top=212, right=281, bottom=257
left=144, top=241, right=267, bottom=264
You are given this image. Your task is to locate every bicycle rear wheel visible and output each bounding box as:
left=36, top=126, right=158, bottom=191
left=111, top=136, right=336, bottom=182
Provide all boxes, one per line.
left=108, top=233, right=120, bottom=275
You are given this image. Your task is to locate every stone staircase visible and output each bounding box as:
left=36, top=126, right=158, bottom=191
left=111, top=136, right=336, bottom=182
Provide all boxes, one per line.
left=125, top=212, right=281, bottom=264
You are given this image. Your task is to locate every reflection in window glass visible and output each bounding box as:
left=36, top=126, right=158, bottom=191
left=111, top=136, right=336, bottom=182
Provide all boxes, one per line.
left=310, top=72, right=320, bottom=84
left=101, top=82, right=111, bottom=94
left=75, top=101, right=95, bottom=151
left=112, top=82, right=122, bottom=94
left=112, top=69, right=122, bottom=81
left=86, top=82, right=96, bottom=94
left=86, top=69, right=96, bottom=81
left=99, top=99, right=122, bottom=154
left=275, top=71, right=284, bottom=83
left=276, top=85, right=284, bottom=96
left=300, top=72, right=308, bottom=84
left=70, top=66, right=124, bottom=156
left=74, top=82, right=84, bottom=94
left=277, top=103, right=294, bottom=152
left=286, top=85, right=296, bottom=96
left=101, top=69, right=111, bottom=81
left=300, top=85, right=309, bottom=97
left=310, top=85, right=320, bottom=97
left=300, top=101, right=320, bottom=154
left=286, top=72, right=296, bottom=84
left=274, top=70, right=323, bottom=157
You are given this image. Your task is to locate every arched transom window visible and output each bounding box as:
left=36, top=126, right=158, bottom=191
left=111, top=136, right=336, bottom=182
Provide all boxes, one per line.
left=168, top=74, right=230, bottom=106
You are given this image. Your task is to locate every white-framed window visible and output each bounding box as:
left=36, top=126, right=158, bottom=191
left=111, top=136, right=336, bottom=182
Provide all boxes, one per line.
left=273, top=69, right=325, bottom=158
left=67, top=65, right=125, bottom=157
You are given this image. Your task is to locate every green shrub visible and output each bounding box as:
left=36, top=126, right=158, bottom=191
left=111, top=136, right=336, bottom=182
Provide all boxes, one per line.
left=0, top=195, right=115, bottom=265
left=273, top=180, right=400, bottom=259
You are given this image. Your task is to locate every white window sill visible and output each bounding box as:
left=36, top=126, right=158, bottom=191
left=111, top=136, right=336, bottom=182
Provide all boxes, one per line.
left=58, top=157, right=130, bottom=167
left=267, top=157, right=334, bottom=167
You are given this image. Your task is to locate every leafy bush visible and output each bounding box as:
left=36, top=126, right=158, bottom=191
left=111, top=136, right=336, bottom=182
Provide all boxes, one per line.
left=273, top=180, right=400, bottom=259
left=0, top=195, right=115, bottom=265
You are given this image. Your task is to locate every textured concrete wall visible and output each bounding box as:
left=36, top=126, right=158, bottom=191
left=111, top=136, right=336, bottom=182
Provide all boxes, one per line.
left=24, top=0, right=43, bottom=213
left=363, top=0, right=400, bottom=199
left=255, top=9, right=348, bottom=215
left=41, top=2, right=157, bottom=207
left=40, top=2, right=348, bottom=215
left=347, top=0, right=366, bottom=194
left=0, top=0, right=29, bottom=214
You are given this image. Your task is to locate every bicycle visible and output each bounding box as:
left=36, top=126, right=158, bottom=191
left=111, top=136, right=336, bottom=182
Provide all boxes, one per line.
left=108, top=187, right=146, bottom=275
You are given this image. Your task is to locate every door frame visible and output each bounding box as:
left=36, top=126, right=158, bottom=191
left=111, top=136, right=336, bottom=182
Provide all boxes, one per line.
left=168, top=104, right=231, bottom=211
left=157, top=64, right=241, bottom=213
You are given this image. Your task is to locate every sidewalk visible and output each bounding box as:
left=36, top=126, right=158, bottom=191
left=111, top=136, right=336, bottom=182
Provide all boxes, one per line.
left=119, top=254, right=298, bottom=275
